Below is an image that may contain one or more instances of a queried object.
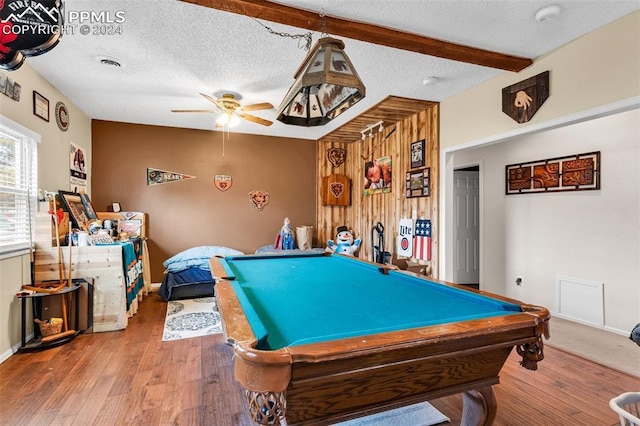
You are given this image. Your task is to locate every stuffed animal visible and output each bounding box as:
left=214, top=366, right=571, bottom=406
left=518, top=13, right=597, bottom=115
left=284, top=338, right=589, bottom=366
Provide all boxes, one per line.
left=275, top=217, right=294, bottom=250
left=326, top=226, right=361, bottom=256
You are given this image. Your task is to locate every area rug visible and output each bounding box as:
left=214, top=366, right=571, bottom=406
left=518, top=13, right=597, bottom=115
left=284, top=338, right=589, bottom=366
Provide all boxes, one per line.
left=331, top=402, right=449, bottom=426
left=162, top=297, right=222, bottom=342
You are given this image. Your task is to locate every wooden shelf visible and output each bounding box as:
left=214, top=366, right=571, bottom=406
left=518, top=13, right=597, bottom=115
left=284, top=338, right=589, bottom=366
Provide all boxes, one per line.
left=17, top=281, right=90, bottom=352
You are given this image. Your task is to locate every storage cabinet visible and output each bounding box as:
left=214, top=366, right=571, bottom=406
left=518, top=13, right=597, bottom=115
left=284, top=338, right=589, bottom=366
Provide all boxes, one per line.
left=34, top=208, right=150, bottom=332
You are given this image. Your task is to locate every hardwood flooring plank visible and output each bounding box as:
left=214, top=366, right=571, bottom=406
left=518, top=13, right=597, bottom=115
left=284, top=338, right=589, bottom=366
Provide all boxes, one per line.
left=1, top=294, right=636, bottom=426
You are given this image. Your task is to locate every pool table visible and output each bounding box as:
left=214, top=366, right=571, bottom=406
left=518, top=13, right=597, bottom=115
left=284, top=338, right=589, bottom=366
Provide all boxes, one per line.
left=209, top=253, right=549, bottom=426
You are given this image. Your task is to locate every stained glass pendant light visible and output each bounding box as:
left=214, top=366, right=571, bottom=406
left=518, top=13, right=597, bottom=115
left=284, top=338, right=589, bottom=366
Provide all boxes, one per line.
left=276, top=37, right=366, bottom=126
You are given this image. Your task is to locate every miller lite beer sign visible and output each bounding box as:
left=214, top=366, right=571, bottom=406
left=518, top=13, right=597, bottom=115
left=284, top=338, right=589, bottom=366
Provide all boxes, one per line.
left=396, top=218, right=414, bottom=257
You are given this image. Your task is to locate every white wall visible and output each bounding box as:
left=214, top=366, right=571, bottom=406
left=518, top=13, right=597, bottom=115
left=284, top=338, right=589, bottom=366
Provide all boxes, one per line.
left=440, top=11, right=640, bottom=150
left=0, top=63, right=91, bottom=361
left=452, top=109, right=639, bottom=334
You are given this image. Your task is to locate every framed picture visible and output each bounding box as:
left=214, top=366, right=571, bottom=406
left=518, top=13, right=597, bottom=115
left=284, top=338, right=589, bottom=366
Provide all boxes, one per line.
left=80, top=193, right=98, bottom=220
left=410, top=139, right=425, bottom=169
left=405, top=167, right=430, bottom=198
left=33, top=91, right=49, bottom=121
left=111, top=202, right=121, bottom=212
left=58, top=190, right=90, bottom=230
left=12, top=82, right=21, bottom=101
left=505, top=151, right=600, bottom=195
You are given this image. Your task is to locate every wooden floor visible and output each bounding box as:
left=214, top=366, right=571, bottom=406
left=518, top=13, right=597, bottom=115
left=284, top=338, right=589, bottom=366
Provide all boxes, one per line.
left=0, top=294, right=636, bottom=426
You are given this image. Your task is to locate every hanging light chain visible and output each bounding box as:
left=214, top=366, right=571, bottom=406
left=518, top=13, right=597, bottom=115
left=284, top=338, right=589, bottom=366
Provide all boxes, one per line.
left=254, top=19, right=312, bottom=51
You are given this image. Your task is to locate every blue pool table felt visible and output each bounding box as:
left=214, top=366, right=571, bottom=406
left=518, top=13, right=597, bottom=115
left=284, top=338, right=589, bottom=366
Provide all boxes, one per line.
left=221, top=254, right=521, bottom=350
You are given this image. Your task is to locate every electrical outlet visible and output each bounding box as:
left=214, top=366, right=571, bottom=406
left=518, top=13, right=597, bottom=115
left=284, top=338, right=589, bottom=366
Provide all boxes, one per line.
left=515, top=276, right=523, bottom=286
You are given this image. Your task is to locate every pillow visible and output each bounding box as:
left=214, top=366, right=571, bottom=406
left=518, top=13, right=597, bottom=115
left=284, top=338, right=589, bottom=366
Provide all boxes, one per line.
left=163, top=246, right=243, bottom=272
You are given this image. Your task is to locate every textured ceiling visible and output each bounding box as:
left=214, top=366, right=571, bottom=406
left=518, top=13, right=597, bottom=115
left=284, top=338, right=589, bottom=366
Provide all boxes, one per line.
left=24, top=0, right=640, bottom=142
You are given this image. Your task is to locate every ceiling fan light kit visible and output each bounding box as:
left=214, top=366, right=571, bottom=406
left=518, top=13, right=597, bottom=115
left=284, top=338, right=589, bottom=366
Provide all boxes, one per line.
left=276, top=37, right=366, bottom=127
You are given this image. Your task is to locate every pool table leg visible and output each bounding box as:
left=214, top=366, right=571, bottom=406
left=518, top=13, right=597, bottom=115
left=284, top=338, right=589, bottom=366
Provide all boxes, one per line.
left=461, top=386, right=497, bottom=426
left=244, top=389, right=286, bottom=425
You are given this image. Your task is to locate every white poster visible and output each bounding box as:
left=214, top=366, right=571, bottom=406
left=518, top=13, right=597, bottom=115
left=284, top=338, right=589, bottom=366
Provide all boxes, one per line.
left=396, top=218, right=414, bottom=257
left=69, top=142, right=87, bottom=193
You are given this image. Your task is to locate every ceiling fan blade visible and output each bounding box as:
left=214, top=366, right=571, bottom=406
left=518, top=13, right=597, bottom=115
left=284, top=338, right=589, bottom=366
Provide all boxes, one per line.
left=171, top=109, right=218, bottom=113
left=199, top=93, right=224, bottom=108
left=241, top=102, right=274, bottom=112
left=238, top=113, right=273, bottom=126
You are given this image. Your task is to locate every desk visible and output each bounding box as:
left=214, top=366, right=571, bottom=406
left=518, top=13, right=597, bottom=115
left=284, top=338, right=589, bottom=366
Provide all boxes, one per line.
left=210, top=253, right=550, bottom=426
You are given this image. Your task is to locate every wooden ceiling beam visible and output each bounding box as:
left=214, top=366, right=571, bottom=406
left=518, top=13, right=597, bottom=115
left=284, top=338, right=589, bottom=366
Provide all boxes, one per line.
left=180, top=0, right=532, bottom=72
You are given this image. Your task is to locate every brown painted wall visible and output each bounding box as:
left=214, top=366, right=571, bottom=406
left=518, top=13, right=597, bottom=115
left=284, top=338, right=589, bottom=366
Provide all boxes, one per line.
left=91, top=120, right=317, bottom=282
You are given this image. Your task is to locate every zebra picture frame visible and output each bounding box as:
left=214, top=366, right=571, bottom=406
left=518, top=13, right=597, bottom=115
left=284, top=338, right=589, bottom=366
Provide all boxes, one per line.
left=505, top=151, right=600, bottom=195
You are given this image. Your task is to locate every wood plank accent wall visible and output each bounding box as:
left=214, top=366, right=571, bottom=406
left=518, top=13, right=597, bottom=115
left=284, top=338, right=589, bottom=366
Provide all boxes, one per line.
left=316, top=104, right=440, bottom=277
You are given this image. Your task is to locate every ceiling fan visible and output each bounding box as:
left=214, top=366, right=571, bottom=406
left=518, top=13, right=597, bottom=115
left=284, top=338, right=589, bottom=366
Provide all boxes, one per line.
left=172, top=93, right=274, bottom=127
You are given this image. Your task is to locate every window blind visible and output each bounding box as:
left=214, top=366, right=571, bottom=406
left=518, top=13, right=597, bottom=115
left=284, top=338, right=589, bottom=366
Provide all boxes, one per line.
left=0, top=116, right=39, bottom=256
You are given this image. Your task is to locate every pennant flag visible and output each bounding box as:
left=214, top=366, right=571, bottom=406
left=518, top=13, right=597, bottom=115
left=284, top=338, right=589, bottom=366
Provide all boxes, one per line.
left=147, top=168, right=195, bottom=186
left=396, top=218, right=414, bottom=257
left=413, top=219, right=432, bottom=261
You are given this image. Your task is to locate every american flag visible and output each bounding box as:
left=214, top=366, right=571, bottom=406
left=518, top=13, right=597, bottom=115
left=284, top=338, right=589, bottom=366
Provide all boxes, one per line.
left=413, top=219, right=431, bottom=260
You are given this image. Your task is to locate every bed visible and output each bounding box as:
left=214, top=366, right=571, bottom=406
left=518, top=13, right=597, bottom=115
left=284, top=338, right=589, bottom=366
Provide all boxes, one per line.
left=158, top=246, right=243, bottom=301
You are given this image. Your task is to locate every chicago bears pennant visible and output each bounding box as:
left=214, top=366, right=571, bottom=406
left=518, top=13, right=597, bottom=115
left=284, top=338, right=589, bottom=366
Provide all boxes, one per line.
left=147, top=168, right=195, bottom=186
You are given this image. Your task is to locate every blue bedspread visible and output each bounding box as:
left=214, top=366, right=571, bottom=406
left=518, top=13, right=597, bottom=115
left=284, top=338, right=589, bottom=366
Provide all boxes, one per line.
left=158, top=268, right=215, bottom=301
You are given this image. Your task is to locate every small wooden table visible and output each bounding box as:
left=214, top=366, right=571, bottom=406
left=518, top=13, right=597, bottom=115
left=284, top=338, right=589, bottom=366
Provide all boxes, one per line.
left=17, top=279, right=91, bottom=352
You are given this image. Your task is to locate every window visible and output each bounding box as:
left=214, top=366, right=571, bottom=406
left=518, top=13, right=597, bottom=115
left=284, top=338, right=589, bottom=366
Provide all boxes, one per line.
left=0, top=116, right=39, bottom=257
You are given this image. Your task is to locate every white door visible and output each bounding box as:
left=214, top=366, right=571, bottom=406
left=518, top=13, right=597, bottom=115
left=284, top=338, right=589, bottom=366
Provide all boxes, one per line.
left=453, top=169, right=480, bottom=285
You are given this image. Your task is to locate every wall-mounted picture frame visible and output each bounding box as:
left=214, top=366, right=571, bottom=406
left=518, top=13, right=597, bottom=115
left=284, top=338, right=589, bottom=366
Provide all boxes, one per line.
left=505, top=151, right=600, bottom=195
left=33, top=91, right=49, bottom=122
left=410, top=139, right=425, bottom=169
left=58, top=190, right=90, bottom=230
left=406, top=167, right=430, bottom=198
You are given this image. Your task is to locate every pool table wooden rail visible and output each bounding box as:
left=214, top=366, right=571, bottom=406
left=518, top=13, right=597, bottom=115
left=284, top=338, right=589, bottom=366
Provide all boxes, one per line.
left=210, top=255, right=550, bottom=425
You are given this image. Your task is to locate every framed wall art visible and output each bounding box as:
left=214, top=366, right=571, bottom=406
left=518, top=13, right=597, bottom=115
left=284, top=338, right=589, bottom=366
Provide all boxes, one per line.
left=410, top=139, right=425, bottom=169
left=33, top=91, right=49, bottom=122
left=505, top=151, right=600, bottom=195
left=406, top=167, right=430, bottom=198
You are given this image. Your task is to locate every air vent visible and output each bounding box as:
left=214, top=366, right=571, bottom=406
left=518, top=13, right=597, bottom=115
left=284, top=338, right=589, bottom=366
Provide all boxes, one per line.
left=100, top=58, right=121, bottom=67
left=95, top=56, right=124, bottom=69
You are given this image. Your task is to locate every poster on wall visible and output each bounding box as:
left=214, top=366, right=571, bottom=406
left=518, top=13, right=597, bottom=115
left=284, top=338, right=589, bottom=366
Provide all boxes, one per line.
left=364, top=156, right=392, bottom=195
left=69, top=142, right=87, bottom=193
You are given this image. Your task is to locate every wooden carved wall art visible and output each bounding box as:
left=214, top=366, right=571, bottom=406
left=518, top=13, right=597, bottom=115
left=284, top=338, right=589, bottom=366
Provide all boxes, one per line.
left=502, top=71, right=549, bottom=123
left=506, top=151, right=600, bottom=195
left=321, top=173, right=351, bottom=206
left=327, top=147, right=346, bottom=167
left=214, top=174, right=232, bottom=191
left=249, top=190, right=270, bottom=211
left=147, top=167, right=195, bottom=186
left=406, top=167, right=430, bottom=198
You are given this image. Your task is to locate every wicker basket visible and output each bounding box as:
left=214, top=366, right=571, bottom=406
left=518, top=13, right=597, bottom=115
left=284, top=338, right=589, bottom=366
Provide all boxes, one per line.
left=35, top=318, right=62, bottom=337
